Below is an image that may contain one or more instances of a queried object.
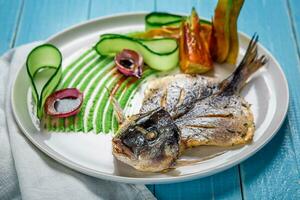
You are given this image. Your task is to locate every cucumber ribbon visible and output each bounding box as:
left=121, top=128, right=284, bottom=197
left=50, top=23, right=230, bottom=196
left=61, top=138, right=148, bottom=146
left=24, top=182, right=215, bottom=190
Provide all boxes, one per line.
left=26, top=44, right=62, bottom=118
left=145, top=12, right=211, bottom=30
left=95, top=34, right=179, bottom=71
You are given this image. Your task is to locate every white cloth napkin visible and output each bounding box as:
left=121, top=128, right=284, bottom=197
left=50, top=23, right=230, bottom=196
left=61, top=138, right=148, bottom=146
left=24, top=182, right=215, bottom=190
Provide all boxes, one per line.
left=0, top=43, right=156, bottom=200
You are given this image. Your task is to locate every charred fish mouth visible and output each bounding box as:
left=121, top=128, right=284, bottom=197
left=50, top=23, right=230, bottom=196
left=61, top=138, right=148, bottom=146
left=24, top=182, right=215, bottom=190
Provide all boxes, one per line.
left=112, top=138, right=135, bottom=159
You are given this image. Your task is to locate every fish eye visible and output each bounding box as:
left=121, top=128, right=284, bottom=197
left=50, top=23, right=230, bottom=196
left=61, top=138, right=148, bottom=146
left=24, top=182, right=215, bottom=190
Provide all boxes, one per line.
left=135, top=126, right=157, bottom=141
left=145, top=131, right=157, bottom=140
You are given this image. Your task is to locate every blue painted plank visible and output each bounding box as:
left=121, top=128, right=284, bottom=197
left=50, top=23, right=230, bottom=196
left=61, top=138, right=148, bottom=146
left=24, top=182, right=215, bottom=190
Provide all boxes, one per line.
left=146, top=185, right=155, bottom=194
left=288, top=0, right=300, bottom=53
left=89, top=0, right=155, bottom=19
left=156, top=0, right=217, bottom=19
left=154, top=1, right=242, bottom=200
left=287, top=0, right=300, bottom=169
left=155, top=168, right=242, bottom=200
left=212, top=167, right=242, bottom=200
left=156, top=0, right=198, bottom=13
left=0, top=0, right=22, bottom=54
left=15, top=0, right=89, bottom=46
left=155, top=177, right=213, bottom=200
left=195, top=0, right=218, bottom=20
left=241, top=122, right=300, bottom=199
left=237, top=0, right=300, bottom=199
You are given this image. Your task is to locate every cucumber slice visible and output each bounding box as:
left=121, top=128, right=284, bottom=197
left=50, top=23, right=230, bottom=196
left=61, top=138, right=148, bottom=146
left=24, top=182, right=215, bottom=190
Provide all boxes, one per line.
left=26, top=44, right=62, bottom=118
left=145, top=12, right=211, bottom=30
left=95, top=34, right=179, bottom=71
left=146, top=12, right=183, bottom=30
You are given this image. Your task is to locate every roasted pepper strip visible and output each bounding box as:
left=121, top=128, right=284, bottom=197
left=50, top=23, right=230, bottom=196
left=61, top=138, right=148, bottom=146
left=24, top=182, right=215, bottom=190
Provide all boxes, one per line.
left=211, top=0, right=233, bottom=63
left=131, top=26, right=181, bottom=39
left=179, top=9, right=213, bottom=74
left=134, top=12, right=212, bottom=39
left=226, top=0, right=244, bottom=64
left=132, top=24, right=213, bottom=41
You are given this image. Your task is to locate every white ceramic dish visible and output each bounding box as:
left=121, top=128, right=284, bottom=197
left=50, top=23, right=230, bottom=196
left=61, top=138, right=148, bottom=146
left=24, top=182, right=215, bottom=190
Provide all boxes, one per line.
left=11, top=13, right=289, bottom=184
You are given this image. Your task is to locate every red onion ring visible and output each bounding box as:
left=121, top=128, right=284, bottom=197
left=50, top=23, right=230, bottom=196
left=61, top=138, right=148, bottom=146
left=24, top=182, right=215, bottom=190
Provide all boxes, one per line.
left=115, top=49, right=143, bottom=78
left=44, top=88, right=83, bottom=118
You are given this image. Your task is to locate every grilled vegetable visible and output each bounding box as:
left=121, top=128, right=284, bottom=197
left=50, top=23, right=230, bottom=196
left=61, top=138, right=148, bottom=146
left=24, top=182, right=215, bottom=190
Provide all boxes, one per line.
left=132, top=26, right=181, bottom=39
left=211, top=0, right=233, bottom=63
left=179, top=9, right=213, bottom=74
left=95, top=34, right=179, bottom=71
left=26, top=44, right=62, bottom=118
left=135, top=12, right=211, bottom=39
left=226, top=0, right=245, bottom=64
left=115, top=49, right=143, bottom=78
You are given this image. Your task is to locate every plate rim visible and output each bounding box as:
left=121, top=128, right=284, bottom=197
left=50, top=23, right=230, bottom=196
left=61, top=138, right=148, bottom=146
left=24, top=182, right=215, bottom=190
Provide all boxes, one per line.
left=11, top=12, right=290, bottom=184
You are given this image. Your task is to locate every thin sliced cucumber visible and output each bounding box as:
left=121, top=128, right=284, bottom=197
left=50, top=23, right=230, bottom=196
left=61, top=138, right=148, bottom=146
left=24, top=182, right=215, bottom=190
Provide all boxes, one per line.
left=146, top=12, right=183, bottom=30
left=26, top=44, right=62, bottom=118
left=95, top=34, right=179, bottom=71
left=145, top=12, right=211, bottom=30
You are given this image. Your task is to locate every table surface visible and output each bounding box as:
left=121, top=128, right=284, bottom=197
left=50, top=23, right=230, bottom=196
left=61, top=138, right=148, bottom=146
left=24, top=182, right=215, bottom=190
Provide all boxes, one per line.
left=1, top=0, right=300, bottom=199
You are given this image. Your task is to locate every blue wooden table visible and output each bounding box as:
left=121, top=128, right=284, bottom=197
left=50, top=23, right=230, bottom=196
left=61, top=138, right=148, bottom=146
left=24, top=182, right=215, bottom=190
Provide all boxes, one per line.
left=1, top=0, right=300, bottom=199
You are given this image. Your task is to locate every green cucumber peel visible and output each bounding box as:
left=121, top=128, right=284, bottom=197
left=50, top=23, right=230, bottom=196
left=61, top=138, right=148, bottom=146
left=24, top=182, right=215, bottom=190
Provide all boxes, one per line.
left=95, top=34, right=179, bottom=71
left=145, top=12, right=211, bottom=30
left=26, top=44, right=62, bottom=118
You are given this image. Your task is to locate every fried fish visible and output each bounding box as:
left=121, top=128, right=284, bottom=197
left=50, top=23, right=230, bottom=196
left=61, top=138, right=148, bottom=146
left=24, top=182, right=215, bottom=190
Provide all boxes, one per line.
left=112, top=35, right=267, bottom=172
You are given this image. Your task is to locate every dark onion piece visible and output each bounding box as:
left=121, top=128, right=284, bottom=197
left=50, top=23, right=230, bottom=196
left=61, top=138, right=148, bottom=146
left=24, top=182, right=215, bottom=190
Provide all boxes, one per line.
left=115, top=49, right=143, bottom=78
left=44, top=88, right=83, bottom=118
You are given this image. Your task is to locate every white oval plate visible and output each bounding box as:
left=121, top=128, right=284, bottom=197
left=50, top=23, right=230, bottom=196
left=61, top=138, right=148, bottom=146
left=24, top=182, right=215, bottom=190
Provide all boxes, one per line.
left=11, top=13, right=289, bottom=184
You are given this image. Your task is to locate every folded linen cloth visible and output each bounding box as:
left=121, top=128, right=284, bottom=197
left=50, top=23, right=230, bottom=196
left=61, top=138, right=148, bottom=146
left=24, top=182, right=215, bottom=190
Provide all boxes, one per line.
left=0, top=43, right=156, bottom=200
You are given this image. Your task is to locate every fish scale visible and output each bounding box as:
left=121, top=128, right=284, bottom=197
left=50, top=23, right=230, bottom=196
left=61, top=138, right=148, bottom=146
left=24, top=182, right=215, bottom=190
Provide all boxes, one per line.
left=140, top=74, right=218, bottom=118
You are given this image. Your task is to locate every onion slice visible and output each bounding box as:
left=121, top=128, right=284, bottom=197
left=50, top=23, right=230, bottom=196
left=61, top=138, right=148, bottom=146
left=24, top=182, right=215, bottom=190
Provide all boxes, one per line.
left=115, top=49, right=143, bottom=78
left=44, top=88, right=83, bottom=118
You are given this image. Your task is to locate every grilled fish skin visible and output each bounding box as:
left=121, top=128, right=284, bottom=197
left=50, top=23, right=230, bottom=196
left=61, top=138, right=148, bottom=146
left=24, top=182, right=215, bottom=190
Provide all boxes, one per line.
left=112, top=35, right=267, bottom=172
left=176, top=36, right=267, bottom=147
left=175, top=94, right=255, bottom=147
left=140, top=74, right=218, bottom=118
left=112, top=108, right=181, bottom=172
left=141, top=35, right=266, bottom=148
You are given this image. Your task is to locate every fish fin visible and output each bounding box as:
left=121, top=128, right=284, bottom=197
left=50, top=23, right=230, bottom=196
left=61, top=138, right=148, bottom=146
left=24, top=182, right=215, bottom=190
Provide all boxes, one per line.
left=104, top=86, right=125, bottom=124
left=220, top=34, right=268, bottom=95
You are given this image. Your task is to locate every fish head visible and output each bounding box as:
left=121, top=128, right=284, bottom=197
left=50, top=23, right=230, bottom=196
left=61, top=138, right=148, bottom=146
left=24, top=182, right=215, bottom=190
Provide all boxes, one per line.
left=112, top=108, right=181, bottom=172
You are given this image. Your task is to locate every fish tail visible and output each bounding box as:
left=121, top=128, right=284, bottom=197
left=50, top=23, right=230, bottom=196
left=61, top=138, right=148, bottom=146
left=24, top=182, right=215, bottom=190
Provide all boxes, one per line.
left=220, top=34, right=268, bottom=95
